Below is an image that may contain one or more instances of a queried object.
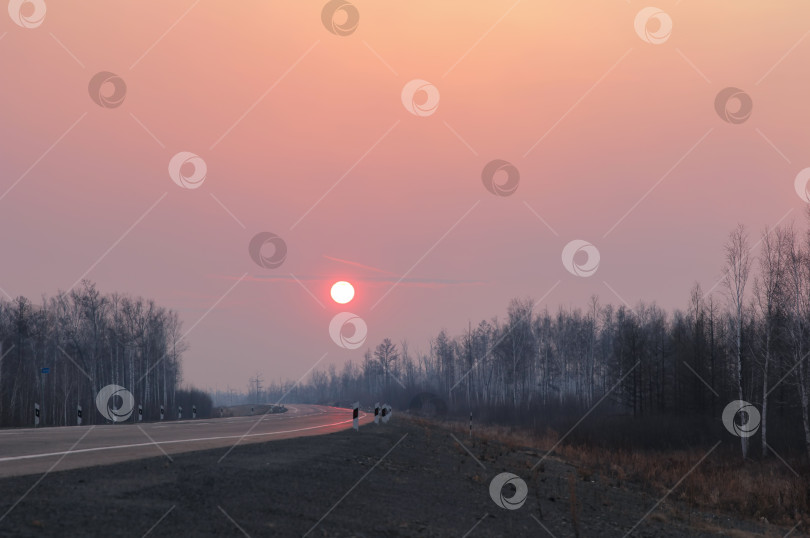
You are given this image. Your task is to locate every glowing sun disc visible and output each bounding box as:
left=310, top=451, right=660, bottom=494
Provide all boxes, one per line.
left=330, top=281, right=355, bottom=304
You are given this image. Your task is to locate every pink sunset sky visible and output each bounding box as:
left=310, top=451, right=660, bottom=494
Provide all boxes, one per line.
left=1, top=0, right=809, bottom=390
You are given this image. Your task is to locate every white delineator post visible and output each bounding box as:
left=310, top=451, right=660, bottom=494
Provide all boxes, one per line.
left=34, top=403, right=40, bottom=427
left=138, top=404, right=143, bottom=422
left=77, top=404, right=82, bottom=426
left=352, top=402, right=359, bottom=431
left=178, top=406, right=182, bottom=420
left=192, top=405, right=197, bottom=419
left=374, top=402, right=380, bottom=425
left=160, top=405, right=165, bottom=421
left=382, top=404, right=392, bottom=424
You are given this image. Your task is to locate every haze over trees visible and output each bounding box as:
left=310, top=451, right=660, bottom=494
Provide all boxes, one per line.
left=0, top=281, right=210, bottom=427
left=266, top=222, right=810, bottom=460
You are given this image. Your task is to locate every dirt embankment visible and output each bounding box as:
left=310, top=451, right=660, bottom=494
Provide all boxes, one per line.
left=0, top=415, right=804, bottom=537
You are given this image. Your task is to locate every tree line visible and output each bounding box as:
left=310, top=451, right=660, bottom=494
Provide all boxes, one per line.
left=264, top=222, right=810, bottom=460
left=0, top=281, right=210, bottom=427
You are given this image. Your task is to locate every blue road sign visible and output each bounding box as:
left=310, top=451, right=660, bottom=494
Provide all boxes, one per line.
left=41, top=367, right=50, bottom=374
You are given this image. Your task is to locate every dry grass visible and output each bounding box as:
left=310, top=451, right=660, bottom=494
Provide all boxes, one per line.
left=422, top=416, right=810, bottom=529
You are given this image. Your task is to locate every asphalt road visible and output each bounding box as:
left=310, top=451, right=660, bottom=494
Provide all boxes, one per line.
left=0, top=404, right=369, bottom=478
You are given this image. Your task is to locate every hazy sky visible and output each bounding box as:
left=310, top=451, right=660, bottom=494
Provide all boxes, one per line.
left=2, top=1, right=809, bottom=390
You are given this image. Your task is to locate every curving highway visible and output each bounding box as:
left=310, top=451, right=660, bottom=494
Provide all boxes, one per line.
left=0, top=404, right=370, bottom=477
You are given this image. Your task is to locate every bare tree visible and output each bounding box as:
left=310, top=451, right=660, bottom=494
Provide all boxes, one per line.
left=787, top=218, right=810, bottom=459
left=753, top=226, right=789, bottom=457
left=374, top=338, right=399, bottom=394
left=722, top=224, right=752, bottom=458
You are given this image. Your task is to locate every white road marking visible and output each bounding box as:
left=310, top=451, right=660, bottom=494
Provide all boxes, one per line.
left=0, top=413, right=367, bottom=463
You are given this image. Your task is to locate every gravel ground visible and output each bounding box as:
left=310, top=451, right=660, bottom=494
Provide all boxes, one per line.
left=0, top=415, right=804, bottom=537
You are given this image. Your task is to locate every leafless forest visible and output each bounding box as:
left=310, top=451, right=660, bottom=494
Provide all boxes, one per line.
left=8, top=221, right=810, bottom=463
left=258, top=222, right=810, bottom=460
left=0, top=282, right=211, bottom=427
